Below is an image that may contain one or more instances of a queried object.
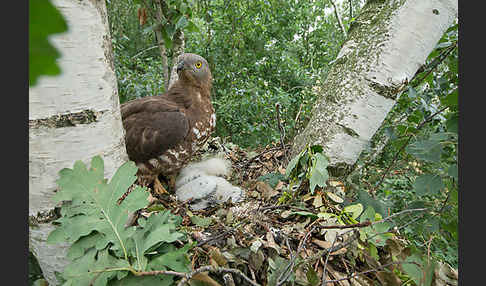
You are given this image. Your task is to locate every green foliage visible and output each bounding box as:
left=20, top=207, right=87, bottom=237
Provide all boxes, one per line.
left=140, top=0, right=198, bottom=49
left=413, top=174, right=444, bottom=196
left=107, top=0, right=168, bottom=102
left=402, top=252, right=436, bottom=286
left=359, top=206, right=392, bottom=247
left=257, top=172, right=287, bottom=189
left=115, top=56, right=167, bottom=103
left=29, top=251, right=45, bottom=286
left=185, top=0, right=349, bottom=147
left=107, top=0, right=353, bottom=147
left=267, top=255, right=297, bottom=286
left=107, top=0, right=200, bottom=102
left=286, top=145, right=330, bottom=194
left=189, top=214, right=213, bottom=227
left=29, top=0, right=68, bottom=86
left=47, top=156, right=191, bottom=285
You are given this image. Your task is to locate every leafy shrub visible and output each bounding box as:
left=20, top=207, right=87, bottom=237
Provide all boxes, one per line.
left=47, top=156, right=191, bottom=285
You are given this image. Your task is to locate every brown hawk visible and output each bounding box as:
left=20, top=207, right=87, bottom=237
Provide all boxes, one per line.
left=120, top=53, right=215, bottom=195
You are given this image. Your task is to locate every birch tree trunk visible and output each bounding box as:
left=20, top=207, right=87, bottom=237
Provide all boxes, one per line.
left=291, top=0, right=458, bottom=175
left=29, top=0, right=127, bottom=284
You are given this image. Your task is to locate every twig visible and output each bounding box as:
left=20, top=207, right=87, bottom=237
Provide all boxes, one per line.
left=364, top=209, right=429, bottom=242
left=294, top=102, right=304, bottom=123
left=243, top=147, right=282, bottom=168
left=371, top=106, right=449, bottom=194
left=259, top=203, right=290, bottom=211
left=275, top=103, right=289, bottom=164
left=276, top=226, right=316, bottom=286
left=319, top=221, right=372, bottom=229
left=329, top=0, right=347, bottom=38
left=438, top=189, right=451, bottom=214
left=131, top=45, right=159, bottom=59
left=396, top=213, right=425, bottom=232
left=136, top=269, right=188, bottom=277
left=321, top=233, right=339, bottom=285
left=197, top=220, right=246, bottom=247
left=340, top=256, right=351, bottom=280
left=176, top=266, right=260, bottom=286
left=258, top=204, right=309, bottom=213
left=307, top=229, right=359, bottom=264
left=276, top=236, right=295, bottom=286
left=411, top=42, right=457, bottom=88
left=298, top=225, right=318, bottom=253
left=196, top=228, right=234, bottom=247
left=322, top=261, right=416, bottom=284
left=371, top=208, right=427, bottom=225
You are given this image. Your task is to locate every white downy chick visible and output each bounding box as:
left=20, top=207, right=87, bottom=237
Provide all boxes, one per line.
left=175, top=157, right=244, bottom=210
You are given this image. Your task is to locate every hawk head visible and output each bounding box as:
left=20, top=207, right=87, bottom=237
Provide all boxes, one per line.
left=176, top=53, right=212, bottom=87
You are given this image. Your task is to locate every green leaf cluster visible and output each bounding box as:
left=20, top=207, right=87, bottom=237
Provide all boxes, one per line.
left=140, top=0, right=199, bottom=50
left=257, top=172, right=287, bottom=189
left=286, top=145, right=329, bottom=194
left=47, top=156, right=191, bottom=285
left=359, top=206, right=393, bottom=247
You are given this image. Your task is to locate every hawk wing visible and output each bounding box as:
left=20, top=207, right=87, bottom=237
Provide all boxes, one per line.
left=121, top=96, right=189, bottom=162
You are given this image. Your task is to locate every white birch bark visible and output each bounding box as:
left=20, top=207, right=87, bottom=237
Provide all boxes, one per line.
left=29, top=0, right=128, bottom=284
left=291, top=0, right=458, bottom=174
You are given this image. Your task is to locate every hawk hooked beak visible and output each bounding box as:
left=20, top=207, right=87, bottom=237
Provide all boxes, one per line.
left=176, top=60, right=185, bottom=74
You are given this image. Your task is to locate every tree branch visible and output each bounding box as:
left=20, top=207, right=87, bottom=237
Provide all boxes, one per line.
left=321, top=233, right=339, bottom=285
left=329, top=0, right=347, bottom=38
left=176, top=266, right=260, bottom=286
left=131, top=45, right=159, bottom=60
left=411, top=41, right=457, bottom=88
left=322, top=261, right=417, bottom=284
left=275, top=103, right=289, bottom=164
left=371, top=106, right=449, bottom=194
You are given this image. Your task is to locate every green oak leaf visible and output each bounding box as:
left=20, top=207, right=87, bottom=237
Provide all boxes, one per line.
left=48, top=156, right=149, bottom=259
left=406, top=138, right=443, bottom=163
left=447, top=164, right=458, bottom=180
left=148, top=243, right=193, bottom=273
left=62, top=249, right=130, bottom=286
left=413, top=174, right=444, bottom=196
left=309, top=153, right=329, bottom=193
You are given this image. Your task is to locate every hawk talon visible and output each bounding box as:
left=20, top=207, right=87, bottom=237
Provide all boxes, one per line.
left=153, top=177, right=169, bottom=195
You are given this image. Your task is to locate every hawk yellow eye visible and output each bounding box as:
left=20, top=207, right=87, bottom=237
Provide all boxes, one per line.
left=195, top=61, right=202, bottom=69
